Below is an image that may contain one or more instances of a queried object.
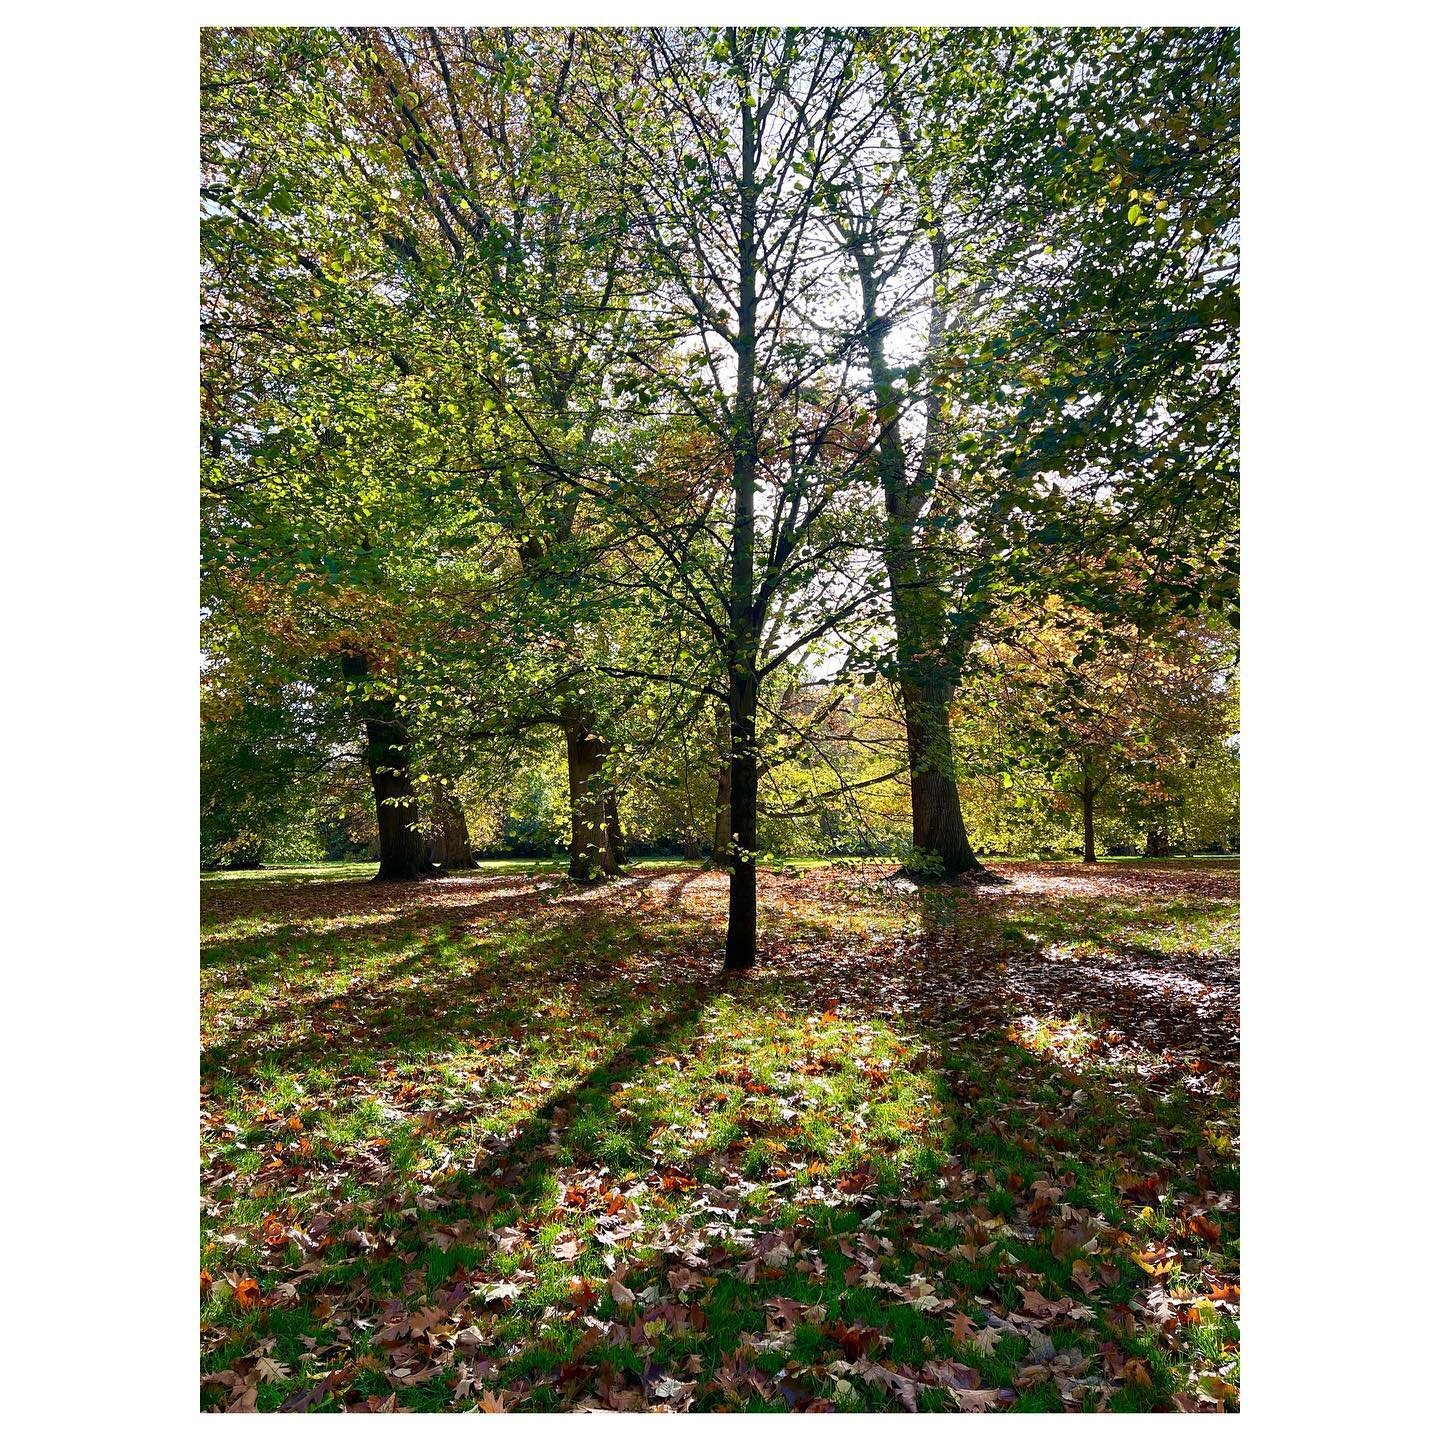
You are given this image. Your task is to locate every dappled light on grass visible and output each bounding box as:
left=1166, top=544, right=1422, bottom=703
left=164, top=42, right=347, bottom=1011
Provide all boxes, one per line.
left=202, top=859, right=1238, bottom=1413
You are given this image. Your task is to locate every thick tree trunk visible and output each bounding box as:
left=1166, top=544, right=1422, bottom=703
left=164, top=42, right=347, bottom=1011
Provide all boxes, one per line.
left=564, top=712, right=619, bottom=881
left=341, top=652, right=431, bottom=882
left=900, top=676, right=981, bottom=877
left=708, top=703, right=732, bottom=869
left=1082, top=782, right=1097, bottom=865
left=849, top=238, right=981, bottom=883
left=1145, top=825, right=1172, bottom=859
left=431, top=782, right=477, bottom=871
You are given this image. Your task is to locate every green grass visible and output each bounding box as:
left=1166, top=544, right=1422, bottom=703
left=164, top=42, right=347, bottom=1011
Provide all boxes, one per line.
left=201, top=859, right=1239, bottom=1413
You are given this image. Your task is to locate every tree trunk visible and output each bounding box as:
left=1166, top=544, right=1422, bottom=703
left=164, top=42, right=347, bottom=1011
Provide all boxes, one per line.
left=724, top=52, right=760, bottom=972
left=1082, top=786, right=1097, bottom=864
left=849, top=237, right=981, bottom=882
left=431, top=782, right=477, bottom=871
left=682, top=835, right=701, bottom=861
left=605, top=788, right=627, bottom=868
left=901, top=676, right=981, bottom=877
left=708, top=703, right=732, bottom=869
left=564, top=711, right=619, bottom=881
left=725, top=672, right=759, bottom=971
left=341, top=652, right=431, bottom=882
left=1145, top=825, right=1172, bottom=859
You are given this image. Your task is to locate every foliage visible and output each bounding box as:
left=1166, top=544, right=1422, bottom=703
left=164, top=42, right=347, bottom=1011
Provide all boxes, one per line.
left=201, top=25, right=1239, bottom=889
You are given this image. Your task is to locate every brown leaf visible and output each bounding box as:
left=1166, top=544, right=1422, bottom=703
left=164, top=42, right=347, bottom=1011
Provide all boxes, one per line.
left=1187, top=1214, right=1222, bottom=1245
left=567, top=1276, right=599, bottom=1312
left=824, top=1320, right=882, bottom=1360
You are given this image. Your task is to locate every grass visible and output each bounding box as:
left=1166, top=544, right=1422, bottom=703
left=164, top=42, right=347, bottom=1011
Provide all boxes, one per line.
left=200, top=858, right=1239, bottom=1413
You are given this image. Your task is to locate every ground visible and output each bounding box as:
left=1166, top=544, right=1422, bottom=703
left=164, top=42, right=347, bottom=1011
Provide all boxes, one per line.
left=200, top=858, right=1239, bottom=1413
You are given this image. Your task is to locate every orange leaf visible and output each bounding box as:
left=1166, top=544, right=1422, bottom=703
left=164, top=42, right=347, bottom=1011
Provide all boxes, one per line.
left=1187, top=1214, right=1222, bottom=1244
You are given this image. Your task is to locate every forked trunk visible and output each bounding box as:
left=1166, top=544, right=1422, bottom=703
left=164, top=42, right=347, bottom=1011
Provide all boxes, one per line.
left=341, top=652, right=431, bottom=882
left=848, top=236, right=981, bottom=884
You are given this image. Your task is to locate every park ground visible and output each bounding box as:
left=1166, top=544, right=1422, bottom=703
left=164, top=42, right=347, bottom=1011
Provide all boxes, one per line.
left=200, top=857, right=1239, bottom=1413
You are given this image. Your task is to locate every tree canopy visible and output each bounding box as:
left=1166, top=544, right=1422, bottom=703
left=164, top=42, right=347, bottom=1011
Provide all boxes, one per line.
left=201, top=25, right=1239, bottom=965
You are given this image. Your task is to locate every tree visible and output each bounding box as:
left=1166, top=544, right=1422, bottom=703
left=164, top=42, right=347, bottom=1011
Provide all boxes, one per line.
left=339, top=651, right=432, bottom=879
left=942, top=27, right=1240, bottom=630
left=592, top=27, right=894, bottom=967
left=809, top=26, right=1238, bottom=876
left=968, top=593, right=1236, bottom=862
left=203, top=26, right=676, bottom=884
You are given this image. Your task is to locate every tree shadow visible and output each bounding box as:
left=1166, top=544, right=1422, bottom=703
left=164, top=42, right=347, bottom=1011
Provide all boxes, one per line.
left=202, top=872, right=563, bottom=946
left=203, top=861, right=1237, bottom=1413
left=203, top=914, right=711, bottom=1080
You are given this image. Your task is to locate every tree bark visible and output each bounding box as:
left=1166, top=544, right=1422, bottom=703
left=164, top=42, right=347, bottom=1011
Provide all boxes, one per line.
left=849, top=238, right=981, bottom=882
left=431, top=782, right=477, bottom=871
left=1145, top=825, right=1172, bottom=859
left=724, top=47, right=760, bottom=971
left=605, top=788, right=627, bottom=868
left=1081, top=775, right=1097, bottom=865
left=564, top=711, right=619, bottom=881
left=725, top=672, right=759, bottom=970
left=341, top=652, right=432, bottom=882
left=901, top=676, right=981, bottom=877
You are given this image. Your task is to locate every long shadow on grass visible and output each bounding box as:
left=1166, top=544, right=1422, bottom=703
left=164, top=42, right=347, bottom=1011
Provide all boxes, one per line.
left=202, top=907, right=708, bottom=1081
left=457, top=882, right=1238, bottom=1411
left=239, top=984, right=728, bottom=1412
left=458, top=1012, right=1236, bottom=1413
left=202, top=870, right=560, bottom=928
left=205, top=866, right=1238, bottom=1413
left=201, top=878, right=567, bottom=974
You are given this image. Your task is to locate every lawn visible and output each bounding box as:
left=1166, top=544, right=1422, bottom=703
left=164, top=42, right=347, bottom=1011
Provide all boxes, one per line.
left=200, top=858, right=1239, bottom=1413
